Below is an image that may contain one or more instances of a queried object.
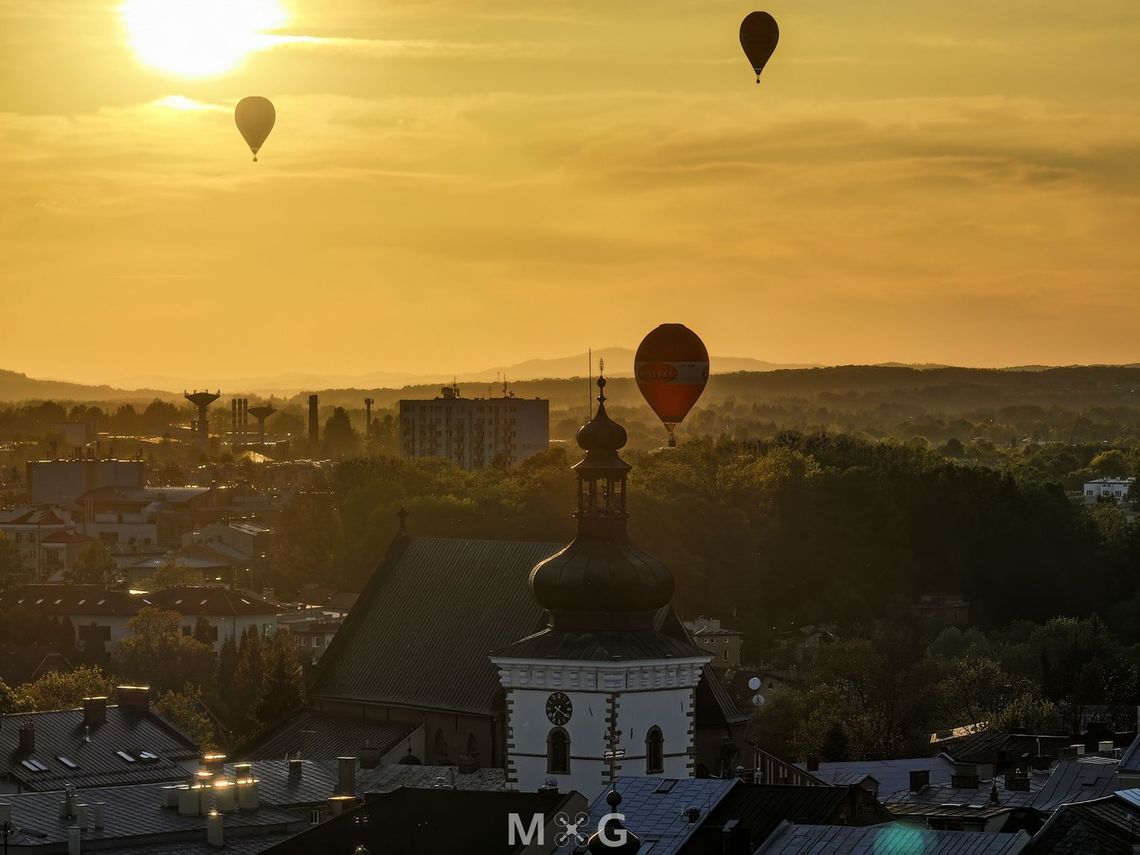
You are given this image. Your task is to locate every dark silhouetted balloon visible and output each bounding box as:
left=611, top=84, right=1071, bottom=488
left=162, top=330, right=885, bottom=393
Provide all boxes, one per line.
left=635, top=324, right=710, bottom=447
left=740, top=11, right=779, bottom=83
left=235, top=96, right=275, bottom=162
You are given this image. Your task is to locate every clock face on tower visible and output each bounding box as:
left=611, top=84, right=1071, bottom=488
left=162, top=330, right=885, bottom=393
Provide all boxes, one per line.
left=545, top=691, right=573, bottom=725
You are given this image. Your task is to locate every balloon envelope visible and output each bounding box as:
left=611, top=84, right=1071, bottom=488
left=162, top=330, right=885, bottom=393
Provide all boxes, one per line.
left=740, top=11, right=779, bottom=81
left=235, top=96, right=275, bottom=160
left=635, top=324, right=710, bottom=439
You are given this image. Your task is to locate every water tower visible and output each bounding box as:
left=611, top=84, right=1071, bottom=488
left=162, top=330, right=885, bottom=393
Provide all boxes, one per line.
left=247, top=405, right=276, bottom=446
left=184, top=390, right=220, bottom=450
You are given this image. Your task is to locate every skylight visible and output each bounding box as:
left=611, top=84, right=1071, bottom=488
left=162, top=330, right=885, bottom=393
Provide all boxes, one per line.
left=58, top=755, right=79, bottom=769
left=139, top=751, right=159, bottom=761
left=116, top=750, right=136, bottom=763
left=21, top=759, right=48, bottom=772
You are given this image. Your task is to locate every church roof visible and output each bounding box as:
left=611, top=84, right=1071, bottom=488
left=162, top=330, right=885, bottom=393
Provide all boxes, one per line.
left=308, top=536, right=558, bottom=715
left=494, top=627, right=705, bottom=661
left=307, top=535, right=744, bottom=727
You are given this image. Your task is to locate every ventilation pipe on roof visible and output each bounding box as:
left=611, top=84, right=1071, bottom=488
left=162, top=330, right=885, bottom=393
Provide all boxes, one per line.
left=214, top=780, right=236, bottom=813
left=207, top=810, right=224, bottom=848
left=115, top=686, right=150, bottom=713
left=289, top=758, right=303, bottom=781
left=236, top=778, right=260, bottom=811
left=328, top=795, right=357, bottom=817
left=909, top=769, right=930, bottom=792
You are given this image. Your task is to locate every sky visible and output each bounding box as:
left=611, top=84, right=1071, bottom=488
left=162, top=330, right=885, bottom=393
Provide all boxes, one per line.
left=1, top=0, right=1138, bottom=386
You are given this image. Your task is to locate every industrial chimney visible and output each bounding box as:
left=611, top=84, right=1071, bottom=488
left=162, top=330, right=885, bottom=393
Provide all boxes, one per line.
left=308, top=395, right=320, bottom=455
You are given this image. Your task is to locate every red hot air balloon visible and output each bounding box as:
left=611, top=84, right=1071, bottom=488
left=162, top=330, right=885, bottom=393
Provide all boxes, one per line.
left=739, top=11, right=779, bottom=84
left=635, top=324, right=710, bottom=447
left=234, top=96, right=275, bottom=162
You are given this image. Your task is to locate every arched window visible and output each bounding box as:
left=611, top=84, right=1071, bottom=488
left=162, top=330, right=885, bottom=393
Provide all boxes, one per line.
left=433, top=728, right=448, bottom=763
left=645, top=726, right=664, bottom=774
left=547, top=728, right=570, bottom=775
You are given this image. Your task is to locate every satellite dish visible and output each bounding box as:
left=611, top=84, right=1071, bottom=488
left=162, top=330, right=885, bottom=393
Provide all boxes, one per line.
left=752, top=693, right=766, bottom=707
left=747, top=676, right=762, bottom=691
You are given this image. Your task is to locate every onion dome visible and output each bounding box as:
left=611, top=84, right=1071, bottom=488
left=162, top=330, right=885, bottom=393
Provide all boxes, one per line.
left=587, top=789, right=641, bottom=854
left=529, top=375, right=674, bottom=631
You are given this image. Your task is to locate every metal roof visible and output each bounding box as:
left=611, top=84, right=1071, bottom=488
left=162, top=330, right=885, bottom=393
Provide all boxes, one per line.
left=1118, top=733, right=1140, bottom=773
left=0, top=705, right=199, bottom=791
left=0, top=781, right=300, bottom=849
left=757, top=824, right=1030, bottom=854
left=1027, top=789, right=1140, bottom=853
left=494, top=627, right=706, bottom=661
left=582, top=775, right=739, bottom=855
left=1029, top=756, right=1122, bottom=813
left=240, top=709, right=412, bottom=763
left=144, top=586, right=277, bottom=616
left=804, top=755, right=956, bottom=798
left=0, top=586, right=140, bottom=617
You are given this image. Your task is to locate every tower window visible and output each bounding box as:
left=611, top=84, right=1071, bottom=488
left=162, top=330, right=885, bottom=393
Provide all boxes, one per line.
left=646, top=726, right=664, bottom=774
left=547, top=728, right=570, bottom=775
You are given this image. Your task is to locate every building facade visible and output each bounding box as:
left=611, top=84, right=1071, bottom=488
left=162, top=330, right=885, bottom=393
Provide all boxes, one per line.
left=1083, top=477, right=1135, bottom=504
left=399, top=385, right=549, bottom=469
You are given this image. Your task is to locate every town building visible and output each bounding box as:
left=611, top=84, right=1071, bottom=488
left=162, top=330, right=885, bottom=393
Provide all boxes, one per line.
left=0, top=688, right=199, bottom=793
left=399, top=384, right=549, bottom=469
left=0, top=584, right=278, bottom=654
left=1025, top=788, right=1140, bottom=853
left=683, top=616, right=744, bottom=668
left=0, top=507, right=94, bottom=580
left=492, top=377, right=712, bottom=793
left=76, top=485, right=221, bottom=548
left=26, top=458, right=145, bottom=507
left=1083, top=476, right=1136, bottom=504
left=911, top=594, right=970, bottom=625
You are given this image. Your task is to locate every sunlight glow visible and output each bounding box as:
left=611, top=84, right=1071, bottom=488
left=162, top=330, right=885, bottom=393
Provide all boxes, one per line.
left=121, top=0, right=288, bottom=78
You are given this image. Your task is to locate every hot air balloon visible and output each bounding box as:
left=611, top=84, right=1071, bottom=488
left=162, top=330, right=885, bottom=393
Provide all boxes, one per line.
left=739, top=11, right=779, bottom=83
left=635, top=324, right=710, bottom=447
left=234, top=96, right=275, bottom=162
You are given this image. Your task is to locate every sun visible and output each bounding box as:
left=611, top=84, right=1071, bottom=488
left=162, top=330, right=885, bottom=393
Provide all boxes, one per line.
left=121, top=0, right=287, bottom=78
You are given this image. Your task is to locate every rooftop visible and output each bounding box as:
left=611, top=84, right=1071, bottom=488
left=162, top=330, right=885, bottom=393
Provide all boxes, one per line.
left=1027, top=788, right=1140, bottom=853
left=800, top=755, right=956, bottom=798
left=756, top=824, right=1030, bottom=854
left=240, top=709, right=413, bottom=763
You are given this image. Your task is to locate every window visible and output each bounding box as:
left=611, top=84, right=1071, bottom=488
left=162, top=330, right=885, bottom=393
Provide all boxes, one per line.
left=645, top=727, right=664, bottom=774
left=434, top=729, right=449, bottom=764
left=309, top=809, right=321, bottom=825
left=547, top=728, right=570, bottom=775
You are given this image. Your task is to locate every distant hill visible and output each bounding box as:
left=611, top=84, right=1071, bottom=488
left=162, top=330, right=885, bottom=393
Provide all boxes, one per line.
left=0, top=370, right=176, bottom=403
left=106, top=348, right=812, bottom=396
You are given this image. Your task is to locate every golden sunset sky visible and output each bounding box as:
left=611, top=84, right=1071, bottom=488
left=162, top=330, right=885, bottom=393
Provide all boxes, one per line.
left=1, top=0, right=1138, bottom=385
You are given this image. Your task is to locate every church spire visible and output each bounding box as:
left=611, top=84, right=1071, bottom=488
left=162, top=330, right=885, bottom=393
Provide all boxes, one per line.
left=529, top=372, right=674, bottom=631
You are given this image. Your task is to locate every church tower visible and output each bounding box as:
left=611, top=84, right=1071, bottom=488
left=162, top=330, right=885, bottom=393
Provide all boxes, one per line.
left=491, top=375, right=711, bottom=793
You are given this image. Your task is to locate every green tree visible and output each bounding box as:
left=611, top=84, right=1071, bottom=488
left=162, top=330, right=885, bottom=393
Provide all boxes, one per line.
left=65, top=542, right=120, bottom=586
left=16, top=665, right=115, bottom=712
left=150, top=562, right=203, bottom=591
left=114, top=607, right=213, bottom=692
left=155, top=684, right=216, bottom=750
left=227, top=626, right=264, bottom=738
left=321, top=407, right=359, bottom=458
left=254, top=631, right=304, bottom=726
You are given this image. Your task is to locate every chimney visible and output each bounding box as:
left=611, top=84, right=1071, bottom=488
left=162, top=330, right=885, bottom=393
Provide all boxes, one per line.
left=722, top=819, right=751, bottom=855
left=951, top=764, right=979, bottom=790
left=1071, top=743, right=1086, bottom=756
left=337, top=756, right=357, bottom=796
left=308, top=395, right=319, bottom=454
left=1098, top=740, right=1115, bottom=753
left=236, top=778, right=260, bottom=811
left=207, top=810, right=224, bottom=848
left=909, top=769, right=930, bottom=792
left=289, top=759, right=303, bottom=781
left=214, top=780, right=236, bottom=813
left=67, top=826, right=81, bottom=855
left=202, top=752, right=226, bottom=774
left=327, top=795, right=357, bottom=817
left=806, top=756, right=820, bottom=772
left=82, top=697, right=107, bottom=727
left=18, top=721, right=34, bottom=754
left=1005, top=771, right=1031, bottom=792
left=116, top=686, right=150, bottom=713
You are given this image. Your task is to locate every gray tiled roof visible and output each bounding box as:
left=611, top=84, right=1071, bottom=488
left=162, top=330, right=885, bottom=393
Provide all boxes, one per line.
left=240, top=709, right=413, bottom=762
left=0, top=705, right=198, bottom=791
left=356, top=763, right=506, bottom=793
left=309, top=537, right=558, bottom=715
left=0, top=781, right=300, bottom=849
left=757, top=823, right=1030, bottom=854
left=582, top=775, right=739, bottom=855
